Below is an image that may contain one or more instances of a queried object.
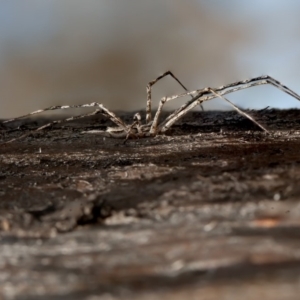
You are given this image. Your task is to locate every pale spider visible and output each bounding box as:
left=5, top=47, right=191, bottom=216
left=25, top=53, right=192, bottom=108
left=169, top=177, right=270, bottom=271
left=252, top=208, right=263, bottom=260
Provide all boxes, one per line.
left=2, top=71, right=300, bottom=143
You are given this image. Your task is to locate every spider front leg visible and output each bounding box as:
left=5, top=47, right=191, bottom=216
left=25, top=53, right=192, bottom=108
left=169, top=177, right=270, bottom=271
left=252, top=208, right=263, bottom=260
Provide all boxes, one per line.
left=146, top=71, right=205, bottom=135
left=150, top=89, right=206, bottom=135
left=146, top=71, right=195, bottom=124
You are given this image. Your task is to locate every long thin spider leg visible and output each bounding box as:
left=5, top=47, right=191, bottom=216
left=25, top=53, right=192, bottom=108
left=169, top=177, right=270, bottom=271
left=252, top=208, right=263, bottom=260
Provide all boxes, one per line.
left=3, top=102, right=127, bottom=130
left=96, top=103, right=127, bottom=130
left=123, top=120, right=139, bottom=144
left=208, top=88, right=269, bottom=133
left=149, top=97, right=167, bottom=135
left=2, top=104, right=91, bottom=124
left=2, top=109, right=102, bottom=144
left=2, top=102, right=127, bottom=130
left=2, top=102, right=131, bottom=144
left=146, top=70, right=196, bottom=124
left=159, top=91, right=208, bottom=133
left=163, top=75, right=300, bottom=104
left=265, top=76, right=300, bottom=101
left=159, top=87, right=269, bottom=133
left=147, top=71, right=204, bottom=134
left=160, top=75, right=300, bottom=130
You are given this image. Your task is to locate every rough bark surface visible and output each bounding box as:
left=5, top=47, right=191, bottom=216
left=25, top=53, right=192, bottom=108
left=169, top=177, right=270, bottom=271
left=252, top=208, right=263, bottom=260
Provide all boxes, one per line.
left=1, top=109, right=300, bottom=299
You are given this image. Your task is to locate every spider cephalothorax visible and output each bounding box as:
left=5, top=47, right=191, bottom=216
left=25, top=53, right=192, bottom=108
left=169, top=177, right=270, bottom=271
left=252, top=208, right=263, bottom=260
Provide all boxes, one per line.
left=85, top=112, right=153, bottom=140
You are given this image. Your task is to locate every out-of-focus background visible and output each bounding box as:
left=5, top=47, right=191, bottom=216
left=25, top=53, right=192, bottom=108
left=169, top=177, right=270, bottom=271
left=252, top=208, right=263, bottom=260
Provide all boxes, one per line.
left=1, top=0, right=300, bottom=119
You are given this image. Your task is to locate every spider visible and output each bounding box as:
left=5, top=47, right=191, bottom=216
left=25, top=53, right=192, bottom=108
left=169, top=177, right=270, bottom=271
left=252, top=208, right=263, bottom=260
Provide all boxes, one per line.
left=2, top=71, right=300, bottom=144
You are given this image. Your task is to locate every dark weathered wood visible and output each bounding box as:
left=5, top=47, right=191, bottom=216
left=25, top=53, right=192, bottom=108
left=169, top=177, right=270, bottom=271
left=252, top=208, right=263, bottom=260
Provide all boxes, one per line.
left=1, top=109, right=300, bottom=299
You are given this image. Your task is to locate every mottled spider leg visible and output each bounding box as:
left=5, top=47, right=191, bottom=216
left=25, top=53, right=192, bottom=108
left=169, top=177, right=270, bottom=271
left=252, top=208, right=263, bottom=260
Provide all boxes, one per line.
left=156, top=89, right=210, bottom=131
left=149, top=97, right=167, bottom=135
left=146, top=71, right=192, bottom=124
left=2, top=109, right=102, bottom=144
left=159, top=75, right=300, bottom=132
left=123, top=120, right=139, bottom=144
left=162, top=75, right=300, bottom=106
left=148, top=72, right=203, bottom=135
left=2, top=103, right=130, bottom=144
left=159, top=89, right=210, bottom=133
left=2, top=102, right=127, bottom=130
left=160, top=88, right=268, bottom=133
left=208, top=88, right=269, bottom=132
left=264, top=75, right=300, bottom=101
left=120, top=112, right=143, bottom=144
left=96, top=103, right=128, bottom=130
left=2, top=104, right=93, bottom=124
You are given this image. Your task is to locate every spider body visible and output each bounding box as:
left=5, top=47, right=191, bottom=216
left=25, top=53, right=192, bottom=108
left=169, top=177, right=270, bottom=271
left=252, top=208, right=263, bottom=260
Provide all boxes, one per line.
left=1, top=71, right=300, bottom=144
left=85, top=113, right=153, bottom=140
left=96, top=124, right=152, bottom=139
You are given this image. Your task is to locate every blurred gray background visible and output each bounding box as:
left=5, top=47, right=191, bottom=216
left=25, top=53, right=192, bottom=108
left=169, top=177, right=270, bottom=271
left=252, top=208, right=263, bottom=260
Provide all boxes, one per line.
left=1, top=0, right=300, bottom=119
